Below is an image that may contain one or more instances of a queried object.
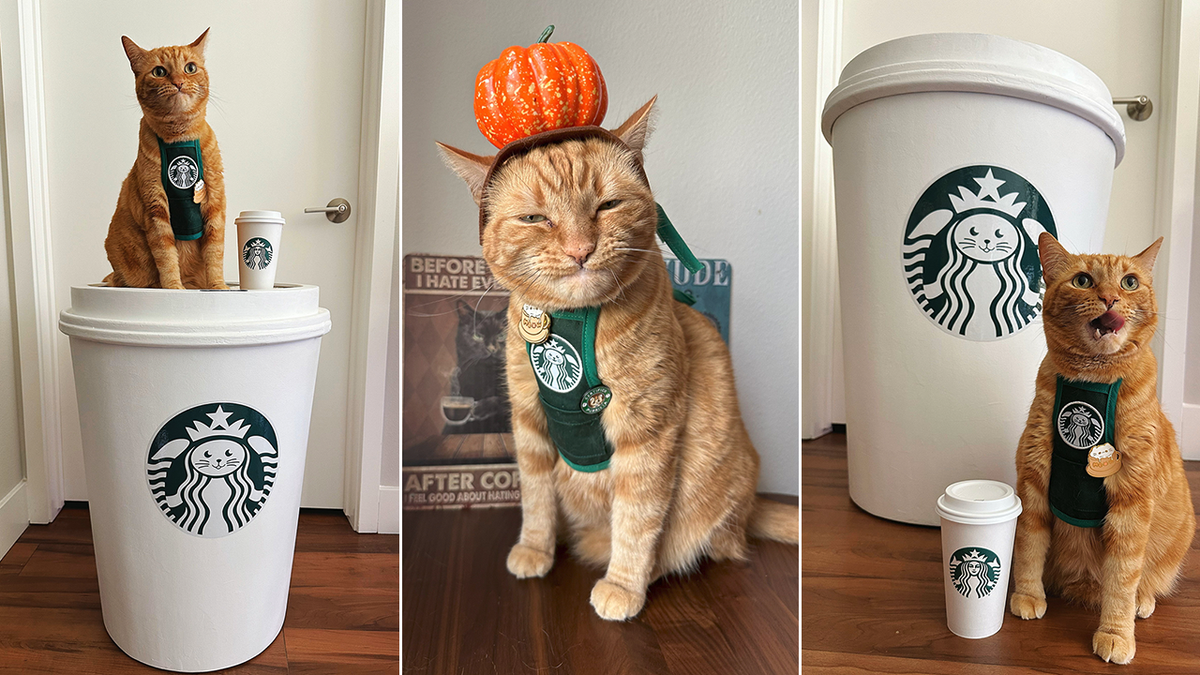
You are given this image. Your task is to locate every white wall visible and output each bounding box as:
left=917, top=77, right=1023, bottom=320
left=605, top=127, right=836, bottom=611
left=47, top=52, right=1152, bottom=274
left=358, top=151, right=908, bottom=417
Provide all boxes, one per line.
left=404, top=0, right=800, bottom=494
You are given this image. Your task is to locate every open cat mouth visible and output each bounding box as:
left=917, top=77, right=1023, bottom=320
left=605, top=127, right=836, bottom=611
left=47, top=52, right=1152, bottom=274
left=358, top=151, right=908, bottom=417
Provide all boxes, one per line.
left=1089, top=310, right=1125, bottom=339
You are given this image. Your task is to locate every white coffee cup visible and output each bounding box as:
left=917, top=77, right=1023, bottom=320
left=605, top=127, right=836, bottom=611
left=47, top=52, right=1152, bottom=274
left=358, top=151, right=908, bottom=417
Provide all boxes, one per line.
left=935, top=480, right=1023, bottom=639
left=235, top=210, right=285, bottom=290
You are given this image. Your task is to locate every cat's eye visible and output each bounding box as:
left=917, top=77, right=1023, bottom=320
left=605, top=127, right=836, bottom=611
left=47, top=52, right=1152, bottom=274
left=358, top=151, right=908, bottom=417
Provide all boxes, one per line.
left=597, top=199, right=621, bottom=211
left=152, top=66, right=167, bottom=77
left=225, top=449, right=232, bottom=456
left=1072, top=273, right=1094, bottom=289
left=995, top=229, right=1003, bottom=238
left=472, top=333, right=483, bottom=342
left=1121, top=275, right=1139, bottom=291
left=204, top=450, right=211, bottom=457
left=184, top=63, right=197, bottom=74
left=518, top=214, right=547, bottom=224
left=969, top=227, right=978, bottom=236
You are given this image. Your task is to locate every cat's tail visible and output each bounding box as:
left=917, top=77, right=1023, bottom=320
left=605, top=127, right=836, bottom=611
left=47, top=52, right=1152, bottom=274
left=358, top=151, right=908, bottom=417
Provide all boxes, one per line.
left=747, top=495, right=798, bottom=544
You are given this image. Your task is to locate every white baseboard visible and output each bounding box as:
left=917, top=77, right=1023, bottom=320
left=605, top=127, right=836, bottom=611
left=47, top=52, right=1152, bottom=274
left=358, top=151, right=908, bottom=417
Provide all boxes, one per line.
left=377, top=485, right=399, bottom=535
left=0, top=480, right=29, bottom=561
left=1182, top=403, right=1200, bottom=461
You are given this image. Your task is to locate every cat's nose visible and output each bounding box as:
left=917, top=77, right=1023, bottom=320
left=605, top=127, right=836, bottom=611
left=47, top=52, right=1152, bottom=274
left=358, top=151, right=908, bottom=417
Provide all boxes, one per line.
left=1100, top=294, right=1119, bottom=309
left=563, top=241, right=595, bottom=265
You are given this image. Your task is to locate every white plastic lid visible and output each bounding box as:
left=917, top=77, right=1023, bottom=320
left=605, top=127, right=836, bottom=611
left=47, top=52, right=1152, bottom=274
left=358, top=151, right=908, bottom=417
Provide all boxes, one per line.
left=59, top=283, right=330, bottom=347
left=822, top=33, right=1125, bottom=166
left=235, top=210, right=284, bottom=223
left=935, top=479, right=1023, bottom=525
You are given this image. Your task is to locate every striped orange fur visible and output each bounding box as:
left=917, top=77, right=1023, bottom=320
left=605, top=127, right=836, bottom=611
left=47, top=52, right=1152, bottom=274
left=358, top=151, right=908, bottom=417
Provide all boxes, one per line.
left=104, top=29, right=227, bottom=290
left=438, top=98, right=798, bottom=621
left=1010, top=233, right=1194, bottom=664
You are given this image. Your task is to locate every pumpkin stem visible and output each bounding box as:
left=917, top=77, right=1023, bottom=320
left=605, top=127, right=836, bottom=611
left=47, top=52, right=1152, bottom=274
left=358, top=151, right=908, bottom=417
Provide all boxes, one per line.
left=538, top=25, right=554, bottom=43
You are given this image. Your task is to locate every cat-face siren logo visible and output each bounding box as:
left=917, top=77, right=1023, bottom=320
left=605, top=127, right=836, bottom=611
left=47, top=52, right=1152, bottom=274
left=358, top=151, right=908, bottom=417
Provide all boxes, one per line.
left=146, top=402, right=278, bottom=538
left=904, top=166, right=1057, bottom=341
left=530, top=336, right=583, bottom=393
left=167, top=155, right=200, bottom=190
left=243, top=238, right=273, bottom=270
left=1058, top=401, right=1105, bottom=450
left=949, top=547, right=1003, bottom=598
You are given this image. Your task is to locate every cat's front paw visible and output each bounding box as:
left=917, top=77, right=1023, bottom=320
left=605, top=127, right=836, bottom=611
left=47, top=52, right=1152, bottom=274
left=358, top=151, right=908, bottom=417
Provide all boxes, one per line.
left=590, top=579, right=645, bottom=621
left=209, top=280, right=230, bottom=290
left=1009, top=592, right=1047, bottom=620
left=1093, top=629, right=1136, bottom=664
left=506, top=543, right=553, bottom=578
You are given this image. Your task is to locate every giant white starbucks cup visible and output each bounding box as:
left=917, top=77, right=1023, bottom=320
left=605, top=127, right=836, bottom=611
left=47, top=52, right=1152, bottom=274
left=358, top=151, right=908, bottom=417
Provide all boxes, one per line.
left=821, top=33, right=1125, bottom=525
left=936, top=480, right=1022, bottom=639
left=59, top=284, right=331, bottom=672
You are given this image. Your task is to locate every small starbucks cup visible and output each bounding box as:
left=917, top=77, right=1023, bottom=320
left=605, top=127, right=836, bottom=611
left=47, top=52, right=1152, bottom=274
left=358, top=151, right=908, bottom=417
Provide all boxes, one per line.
left=936, top=480, right=1023, bottom=639
left=235, top=210, right=285, bottom=290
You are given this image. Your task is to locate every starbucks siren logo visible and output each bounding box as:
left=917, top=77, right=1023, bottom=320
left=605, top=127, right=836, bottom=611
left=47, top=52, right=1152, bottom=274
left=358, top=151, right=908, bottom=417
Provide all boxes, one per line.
left=530, top=336, right=583, bottom=393
left=146, top=402, right=278, bottom=537
left=903, top=166, right=1056, bottom=341
left=167, top=155, right=200, bottom=190
left=948, top=547, right=1003, bottom=598
left=243, top=237, right=273, bottom=271
left=1058, top=401, right=1104, bottom=450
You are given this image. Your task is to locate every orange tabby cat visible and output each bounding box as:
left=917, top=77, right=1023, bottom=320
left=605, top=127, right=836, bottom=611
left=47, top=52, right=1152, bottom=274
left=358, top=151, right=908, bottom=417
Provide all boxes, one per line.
left=1009, top=233, right=1194, bottom=664
left=105, top=29, right=227, bottom=290
left=438, top=98, right=798, bottom=621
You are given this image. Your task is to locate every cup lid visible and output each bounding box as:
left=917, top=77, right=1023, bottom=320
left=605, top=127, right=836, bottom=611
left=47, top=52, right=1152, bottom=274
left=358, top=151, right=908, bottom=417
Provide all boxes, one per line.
left=935, top=479, right=1023, bottom=525
left=236, top=210, right=284, bottom=221
left=821, top=33, right=1125, bottom=166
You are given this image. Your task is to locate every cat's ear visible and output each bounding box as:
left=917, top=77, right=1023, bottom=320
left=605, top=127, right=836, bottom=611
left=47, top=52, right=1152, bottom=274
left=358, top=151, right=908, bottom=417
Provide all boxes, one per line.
left=612, top=95, right=657, bottom=161
left=436, top=142, right=494, bottom=206
left=1038, top=232, right=1073, bottom=281
left=121, top=36, right=147, bottom=72
left=189, top=28, right=211, bottom=55
left=1132, top=237, right=1164, bottom=274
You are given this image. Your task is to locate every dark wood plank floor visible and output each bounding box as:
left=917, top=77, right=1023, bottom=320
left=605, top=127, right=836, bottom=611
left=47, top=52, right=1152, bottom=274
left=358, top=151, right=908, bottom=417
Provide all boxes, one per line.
left=803, top=431, right=1200, bottom=674
left=402, top=498, right=799, bottom=675
left=0, top=504, right=399, bottom=674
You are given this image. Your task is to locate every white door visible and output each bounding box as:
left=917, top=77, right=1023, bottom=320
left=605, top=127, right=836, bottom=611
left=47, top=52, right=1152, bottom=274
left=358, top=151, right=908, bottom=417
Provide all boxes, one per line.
left=804, top=0, right=1168, bottom=435
left=42, top=1, right=372, bottom=508
left=0, top=98, right=28, bottom=554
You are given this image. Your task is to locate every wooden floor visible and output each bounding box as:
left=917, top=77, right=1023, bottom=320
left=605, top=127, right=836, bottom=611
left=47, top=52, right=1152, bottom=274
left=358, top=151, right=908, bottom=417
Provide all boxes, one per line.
left=0, top=505, right=399, bottom=674
left=803, top=431, right=1200, bottom=673
left=402, top=498, right=799, bottom=674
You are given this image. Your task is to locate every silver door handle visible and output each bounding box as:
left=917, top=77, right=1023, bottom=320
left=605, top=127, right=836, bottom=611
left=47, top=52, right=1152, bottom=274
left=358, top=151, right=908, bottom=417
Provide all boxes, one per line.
left=305, top=198, right=352, bottom=223
left=1112, top=96, right=1153, bottom=121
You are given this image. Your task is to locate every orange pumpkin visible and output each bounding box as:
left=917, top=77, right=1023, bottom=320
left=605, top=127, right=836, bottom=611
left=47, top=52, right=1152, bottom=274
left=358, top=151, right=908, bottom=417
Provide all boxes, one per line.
left=474, top=26, right=608, bottom=148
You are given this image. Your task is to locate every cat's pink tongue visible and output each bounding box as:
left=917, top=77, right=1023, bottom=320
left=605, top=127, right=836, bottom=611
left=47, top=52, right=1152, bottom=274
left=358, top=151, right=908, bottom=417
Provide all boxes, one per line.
left=1097, top=311, right=1125, bottom=333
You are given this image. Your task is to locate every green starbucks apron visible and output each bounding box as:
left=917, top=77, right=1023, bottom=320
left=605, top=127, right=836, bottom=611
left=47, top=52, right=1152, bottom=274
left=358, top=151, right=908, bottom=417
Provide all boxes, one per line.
left=158, top=138, right=206, bottom=241
left=527, top=306, right=614, bottom=472
left=1049, top=376, right=1121, bottom=528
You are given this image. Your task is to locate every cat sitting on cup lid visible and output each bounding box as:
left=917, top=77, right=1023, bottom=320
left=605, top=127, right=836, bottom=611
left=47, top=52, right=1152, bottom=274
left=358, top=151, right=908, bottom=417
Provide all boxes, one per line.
left=104, top=29, right=228, bottom=290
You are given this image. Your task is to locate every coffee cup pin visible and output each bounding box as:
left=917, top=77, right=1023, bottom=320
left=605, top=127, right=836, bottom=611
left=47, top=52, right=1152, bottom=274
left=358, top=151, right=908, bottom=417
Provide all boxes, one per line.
left=518, top=304, right=551, bottom=344
left=1086, top=443, right=1122, bottom=478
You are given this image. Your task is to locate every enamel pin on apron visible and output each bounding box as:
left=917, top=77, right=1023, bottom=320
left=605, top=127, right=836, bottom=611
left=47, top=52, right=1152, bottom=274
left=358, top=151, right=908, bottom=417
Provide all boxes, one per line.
left=519, top=304, right=551, bottom=344
left=1086, top=443, right=1122, bottom=478
left=193, top=179, right=206, bottom=204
